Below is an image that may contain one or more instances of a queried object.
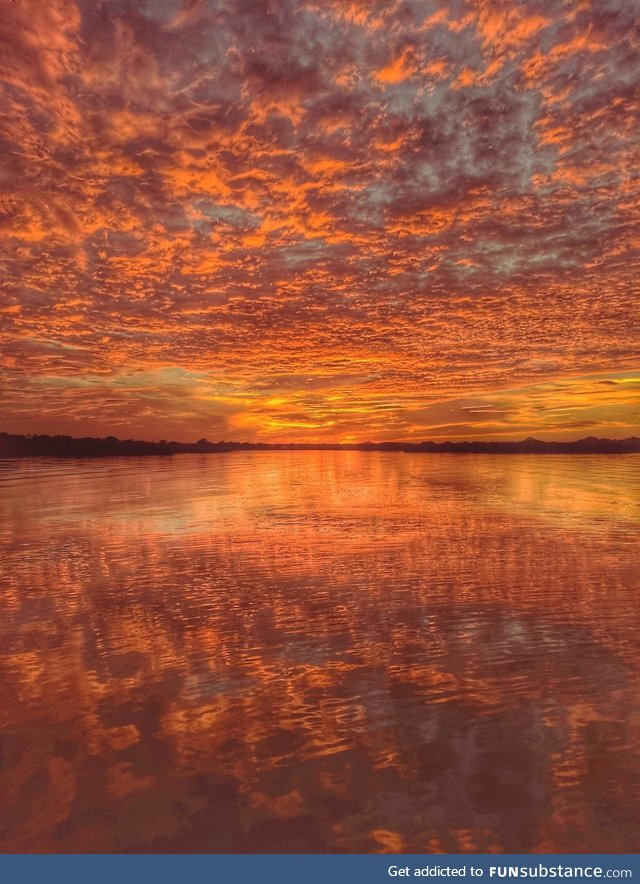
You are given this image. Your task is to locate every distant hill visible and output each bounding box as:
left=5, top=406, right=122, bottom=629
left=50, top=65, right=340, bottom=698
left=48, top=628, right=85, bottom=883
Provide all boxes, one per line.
left=1, top=431, right=639, bottom=458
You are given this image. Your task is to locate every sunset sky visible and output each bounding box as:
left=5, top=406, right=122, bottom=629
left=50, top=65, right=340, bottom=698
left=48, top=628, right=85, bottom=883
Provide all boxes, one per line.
left=1, top=0, right=639, bottom=442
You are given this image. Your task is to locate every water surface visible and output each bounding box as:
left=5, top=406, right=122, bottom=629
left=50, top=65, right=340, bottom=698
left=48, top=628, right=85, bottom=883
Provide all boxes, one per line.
left=0, top=453, right=639, bottom=853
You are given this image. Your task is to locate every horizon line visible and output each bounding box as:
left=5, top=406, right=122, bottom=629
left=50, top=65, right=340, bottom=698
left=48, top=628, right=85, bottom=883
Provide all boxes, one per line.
left=2, top=430, right=639, bottom=451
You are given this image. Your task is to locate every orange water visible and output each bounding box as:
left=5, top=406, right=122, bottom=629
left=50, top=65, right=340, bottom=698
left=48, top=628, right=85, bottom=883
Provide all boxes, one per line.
left=1, top=453, right=638, bottom=852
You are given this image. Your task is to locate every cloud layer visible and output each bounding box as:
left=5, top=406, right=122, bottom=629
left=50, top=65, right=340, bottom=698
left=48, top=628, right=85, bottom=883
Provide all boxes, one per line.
left=1, top=0, right=639, bottom=440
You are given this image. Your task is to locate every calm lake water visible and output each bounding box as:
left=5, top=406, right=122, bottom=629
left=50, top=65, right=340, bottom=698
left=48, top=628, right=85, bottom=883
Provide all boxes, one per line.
left=0, top=453, right=639, bottom=853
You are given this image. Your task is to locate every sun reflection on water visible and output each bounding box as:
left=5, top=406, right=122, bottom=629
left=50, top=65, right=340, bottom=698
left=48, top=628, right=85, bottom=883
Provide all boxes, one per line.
left=0, top=453, right=639, bottom=853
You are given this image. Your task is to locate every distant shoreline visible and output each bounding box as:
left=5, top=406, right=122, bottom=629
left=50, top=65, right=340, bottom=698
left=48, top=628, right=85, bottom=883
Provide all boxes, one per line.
left=1, top=432, right=639, bottom=458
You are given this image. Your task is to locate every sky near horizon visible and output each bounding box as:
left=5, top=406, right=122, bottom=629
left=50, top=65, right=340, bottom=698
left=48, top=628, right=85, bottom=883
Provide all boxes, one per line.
left=1, top=0, right=639, bottom=442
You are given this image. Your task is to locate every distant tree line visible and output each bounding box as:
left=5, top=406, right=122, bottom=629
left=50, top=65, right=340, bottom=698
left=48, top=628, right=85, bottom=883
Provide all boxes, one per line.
left=403, top=436, right=640, bottom=454
left=1, top=431, right=639, bottom=458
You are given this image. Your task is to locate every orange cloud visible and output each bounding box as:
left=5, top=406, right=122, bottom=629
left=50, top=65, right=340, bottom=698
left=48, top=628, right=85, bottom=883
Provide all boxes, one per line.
left=1, top=0, right=638, bottom=442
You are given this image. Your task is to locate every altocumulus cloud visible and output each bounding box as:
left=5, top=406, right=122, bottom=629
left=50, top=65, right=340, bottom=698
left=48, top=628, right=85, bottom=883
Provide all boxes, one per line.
left=1, top=0, right=639, bottom=441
